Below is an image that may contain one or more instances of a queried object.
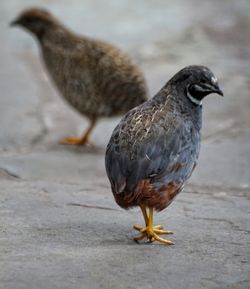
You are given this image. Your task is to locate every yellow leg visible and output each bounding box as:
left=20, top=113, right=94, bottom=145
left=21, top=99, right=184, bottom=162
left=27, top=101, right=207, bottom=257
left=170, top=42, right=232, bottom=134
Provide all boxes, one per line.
left=61, top=120, right=96, bottom=146
left=133, top=207, right=174, bottom=245
left=141, top=205, right=149, bottom=225
left=134, top=205, right=164, bottom=231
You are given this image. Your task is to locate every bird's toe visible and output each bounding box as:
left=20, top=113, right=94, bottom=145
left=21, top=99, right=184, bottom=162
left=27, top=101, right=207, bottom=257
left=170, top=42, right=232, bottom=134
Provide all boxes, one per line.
left=60, top=136, right=93, bottom=146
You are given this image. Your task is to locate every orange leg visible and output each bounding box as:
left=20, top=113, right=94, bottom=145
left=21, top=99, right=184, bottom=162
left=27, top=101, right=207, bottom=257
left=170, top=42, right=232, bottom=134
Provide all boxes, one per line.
left=61, top=119, right=96, bottom=146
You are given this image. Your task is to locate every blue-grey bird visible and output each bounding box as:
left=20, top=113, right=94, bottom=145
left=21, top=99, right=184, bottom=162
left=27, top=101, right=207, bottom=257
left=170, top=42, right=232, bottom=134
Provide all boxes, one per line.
left=105, top=65, right=223, bottom=244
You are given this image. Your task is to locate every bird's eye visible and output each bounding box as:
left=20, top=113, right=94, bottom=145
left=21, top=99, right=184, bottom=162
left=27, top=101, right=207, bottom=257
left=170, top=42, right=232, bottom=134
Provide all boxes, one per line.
left=25, top=18, right=34, bottom=24
left=200, top=79, right=207, bottom=84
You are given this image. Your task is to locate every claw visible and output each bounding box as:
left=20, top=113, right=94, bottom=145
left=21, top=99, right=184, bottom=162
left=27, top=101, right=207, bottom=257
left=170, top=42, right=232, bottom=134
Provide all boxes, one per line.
left=60, top=120, right=96, bottom=146
left=133, top=207, right=174, bottom=245
left=60, top=136, right=93, bottom=146
left=133, top=225, right=145, bottom=231
left=134, top=225, right=168, bottom=234
left=154, top=228, right=173, bottom=235
left=134, top=233, right=147, bottom=241
left=152, top=234, right=174, bottom=245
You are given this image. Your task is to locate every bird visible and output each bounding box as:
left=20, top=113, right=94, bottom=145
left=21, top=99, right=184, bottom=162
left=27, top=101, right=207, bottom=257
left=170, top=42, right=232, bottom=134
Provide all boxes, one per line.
left=105, top=65, right=223, bottom=245
left=10, top=8, right=148, bottom=145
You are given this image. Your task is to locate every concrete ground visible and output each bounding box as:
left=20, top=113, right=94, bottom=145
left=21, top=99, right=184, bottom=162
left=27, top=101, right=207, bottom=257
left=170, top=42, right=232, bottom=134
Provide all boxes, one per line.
left=0, top=0, right=250, bottom=289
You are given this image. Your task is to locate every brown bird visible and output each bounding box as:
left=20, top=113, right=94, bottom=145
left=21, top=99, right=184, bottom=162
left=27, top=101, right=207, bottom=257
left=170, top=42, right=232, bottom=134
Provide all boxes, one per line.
left=105, top=66, right=223, bottom=244
left=11, top=8, right=148, bottom=145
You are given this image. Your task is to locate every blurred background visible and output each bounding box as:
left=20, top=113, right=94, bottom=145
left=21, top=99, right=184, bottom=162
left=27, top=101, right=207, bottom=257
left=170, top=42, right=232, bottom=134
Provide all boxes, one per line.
left=1, top=0, right=249, bottom=185
left=0, top=1, right=249, bottom=289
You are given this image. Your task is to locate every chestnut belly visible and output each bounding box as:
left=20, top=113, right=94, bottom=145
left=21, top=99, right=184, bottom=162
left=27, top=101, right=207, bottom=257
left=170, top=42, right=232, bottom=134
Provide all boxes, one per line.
left=113, top=179, right=184, bottom=212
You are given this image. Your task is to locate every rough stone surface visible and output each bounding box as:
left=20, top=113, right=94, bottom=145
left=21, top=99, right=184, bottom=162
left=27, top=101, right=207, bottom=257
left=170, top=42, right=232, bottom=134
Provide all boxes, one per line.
left=0, top=1, right=249, bottom=289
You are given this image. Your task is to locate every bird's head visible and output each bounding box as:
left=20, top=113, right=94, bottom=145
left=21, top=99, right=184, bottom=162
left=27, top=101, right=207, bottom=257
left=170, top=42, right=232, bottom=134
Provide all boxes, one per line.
left=171, top=65, right=223, bottom=106
left=10, top=8, right=57, bottom=38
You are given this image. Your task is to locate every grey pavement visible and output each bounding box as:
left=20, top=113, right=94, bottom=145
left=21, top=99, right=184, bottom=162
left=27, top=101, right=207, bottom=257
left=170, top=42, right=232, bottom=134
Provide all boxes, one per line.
left=0, top=1, right=250, bottom=289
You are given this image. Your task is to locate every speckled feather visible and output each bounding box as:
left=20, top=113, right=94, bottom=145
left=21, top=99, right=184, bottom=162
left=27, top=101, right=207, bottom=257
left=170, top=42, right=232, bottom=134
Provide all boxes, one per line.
left=105, top=66, right=212, bottom=211
left=13, top=8, right=148, bottom=121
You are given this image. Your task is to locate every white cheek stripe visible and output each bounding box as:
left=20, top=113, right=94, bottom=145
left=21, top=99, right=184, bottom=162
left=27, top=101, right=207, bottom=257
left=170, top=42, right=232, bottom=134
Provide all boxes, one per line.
left=187, top=90, right=202, bottom=106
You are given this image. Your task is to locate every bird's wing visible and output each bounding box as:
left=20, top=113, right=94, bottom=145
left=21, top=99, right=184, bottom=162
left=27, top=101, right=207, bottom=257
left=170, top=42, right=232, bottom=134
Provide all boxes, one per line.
left=105, top=113, right=191, bottom=194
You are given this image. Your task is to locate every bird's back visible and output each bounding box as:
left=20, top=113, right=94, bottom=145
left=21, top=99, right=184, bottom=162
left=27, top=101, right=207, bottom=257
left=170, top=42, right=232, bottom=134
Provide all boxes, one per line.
left=40, top=27, right=148, bottom=119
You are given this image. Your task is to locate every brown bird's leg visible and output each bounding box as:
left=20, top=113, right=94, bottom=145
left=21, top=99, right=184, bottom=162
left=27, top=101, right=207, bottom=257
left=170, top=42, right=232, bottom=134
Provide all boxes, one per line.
left=61, top=119, right=96, bottom=145
left=134, top=207, right=174, bottom=245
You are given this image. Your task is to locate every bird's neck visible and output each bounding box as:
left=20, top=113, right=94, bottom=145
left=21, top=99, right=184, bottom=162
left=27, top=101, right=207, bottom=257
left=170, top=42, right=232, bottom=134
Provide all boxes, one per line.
left=39, top=25, right=78, bottom=49
left=152, top=87, right=203, bottom=131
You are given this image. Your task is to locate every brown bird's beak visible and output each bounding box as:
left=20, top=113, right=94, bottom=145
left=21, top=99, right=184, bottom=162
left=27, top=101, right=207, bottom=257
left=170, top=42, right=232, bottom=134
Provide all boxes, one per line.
left=10, top=18, right=20, bottom=27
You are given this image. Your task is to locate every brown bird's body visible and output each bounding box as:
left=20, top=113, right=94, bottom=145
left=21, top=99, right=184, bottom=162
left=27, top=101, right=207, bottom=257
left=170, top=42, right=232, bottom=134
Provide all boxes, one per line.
left=11, top=8, right=148, bottom=145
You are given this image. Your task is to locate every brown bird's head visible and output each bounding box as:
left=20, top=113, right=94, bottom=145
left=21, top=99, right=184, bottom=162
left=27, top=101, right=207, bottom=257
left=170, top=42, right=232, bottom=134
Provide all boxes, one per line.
left=10, top=8, right=58, bottom=38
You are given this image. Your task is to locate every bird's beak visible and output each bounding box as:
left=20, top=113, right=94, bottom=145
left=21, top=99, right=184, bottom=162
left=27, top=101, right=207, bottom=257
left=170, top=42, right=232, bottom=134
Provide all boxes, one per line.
left=212, top=84, right=224, bottom=97
left=205, top=82, right=224, bottom=97
left=10, top=18, right=20, bottom=27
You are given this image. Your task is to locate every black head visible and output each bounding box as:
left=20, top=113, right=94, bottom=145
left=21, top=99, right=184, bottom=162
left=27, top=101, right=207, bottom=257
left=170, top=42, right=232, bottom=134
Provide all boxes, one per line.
left=10, top=8, right=57, bottom=38
left=170, top=65, right=223, bottom=106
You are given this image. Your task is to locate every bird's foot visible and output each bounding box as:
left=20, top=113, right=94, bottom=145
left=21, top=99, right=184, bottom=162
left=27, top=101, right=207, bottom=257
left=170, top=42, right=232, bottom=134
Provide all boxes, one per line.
left=133, top=224, right=174, bottom=245
left=60, top=136, right=93, bottom=146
